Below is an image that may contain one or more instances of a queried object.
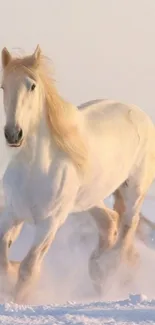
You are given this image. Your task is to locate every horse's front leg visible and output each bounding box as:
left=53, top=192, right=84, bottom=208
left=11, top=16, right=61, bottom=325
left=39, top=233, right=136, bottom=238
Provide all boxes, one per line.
left=14, top=161, right=79, bottom=304
left=0, top=208, right=22, bottom=298
left=14, top=215, right=68, bottom=304
left=0, top=201, right=23, bottom=266
left=0, top=208, right=18, bottom=271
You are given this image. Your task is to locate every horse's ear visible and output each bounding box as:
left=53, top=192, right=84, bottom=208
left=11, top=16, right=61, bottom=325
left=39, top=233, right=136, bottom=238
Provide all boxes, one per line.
left=1, top=47, right=12, bottom=68
left=33, top=45, right=41, bottom=62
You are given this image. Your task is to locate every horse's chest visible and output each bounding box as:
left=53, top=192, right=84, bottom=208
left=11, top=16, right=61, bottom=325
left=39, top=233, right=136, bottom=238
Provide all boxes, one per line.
left=24, top=173, right=54, bottom=220
left=5, top=167, right=54, bottom=222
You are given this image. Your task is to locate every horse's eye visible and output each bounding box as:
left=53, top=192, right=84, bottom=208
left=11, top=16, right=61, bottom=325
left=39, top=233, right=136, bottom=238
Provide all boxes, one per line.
left=30, top=83, right=36, bottom=91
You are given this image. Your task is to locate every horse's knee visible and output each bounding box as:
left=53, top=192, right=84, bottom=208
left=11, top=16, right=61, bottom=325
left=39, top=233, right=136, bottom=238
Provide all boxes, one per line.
left=100, top=217, right=118, bottom=248
left=90, top=204, right=120, bottom=250
left=99, top=218, right=119, bottom=250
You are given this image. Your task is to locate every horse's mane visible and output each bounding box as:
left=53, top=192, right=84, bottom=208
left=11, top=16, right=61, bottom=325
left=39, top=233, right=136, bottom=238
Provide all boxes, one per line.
left=2, top=52, right=88, bottom=173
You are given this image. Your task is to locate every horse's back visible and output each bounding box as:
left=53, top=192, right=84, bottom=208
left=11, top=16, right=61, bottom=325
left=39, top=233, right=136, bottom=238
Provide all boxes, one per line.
left=79, top=99, right=154, bottom=142
left=79, top=99, right=155, bottom=185
left=78, top=99, right=105, bottom=110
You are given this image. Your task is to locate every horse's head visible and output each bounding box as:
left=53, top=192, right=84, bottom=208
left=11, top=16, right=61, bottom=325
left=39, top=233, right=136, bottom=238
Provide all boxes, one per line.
left=1, top=45, right=43, bottom=148
left=1, top=45, right=88, bottom=172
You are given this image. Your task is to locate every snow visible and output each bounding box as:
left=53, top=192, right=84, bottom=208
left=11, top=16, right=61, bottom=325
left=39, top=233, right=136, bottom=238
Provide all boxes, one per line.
left=0, top=294, right=154, bottom=324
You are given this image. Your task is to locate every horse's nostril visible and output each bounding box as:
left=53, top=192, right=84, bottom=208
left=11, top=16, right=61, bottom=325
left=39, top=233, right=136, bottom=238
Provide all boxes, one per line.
left=4, top=128, right=9, bottom=140
left=18, top=128, right=23, bottom=141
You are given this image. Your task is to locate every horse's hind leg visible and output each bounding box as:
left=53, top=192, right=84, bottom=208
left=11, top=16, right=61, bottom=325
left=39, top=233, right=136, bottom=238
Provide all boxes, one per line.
left=113, top=188, right=155, bottom=251
left=113, top=187, right=140, bottom=264
left=118, top=166, right=155, bottom=264
left=88, top=202, right=120, bottom=295
left=88, top=179, right=149, bottom=294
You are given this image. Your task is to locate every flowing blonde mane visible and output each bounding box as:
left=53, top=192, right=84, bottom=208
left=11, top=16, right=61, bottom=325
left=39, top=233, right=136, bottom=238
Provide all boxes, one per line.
left=2, top=52, right=88, bottom=173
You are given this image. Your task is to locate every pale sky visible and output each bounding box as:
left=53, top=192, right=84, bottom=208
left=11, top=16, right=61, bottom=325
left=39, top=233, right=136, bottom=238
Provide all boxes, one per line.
left=0, top=1, right=154, bottom=108
left=0, top=0, right=155, bottom=173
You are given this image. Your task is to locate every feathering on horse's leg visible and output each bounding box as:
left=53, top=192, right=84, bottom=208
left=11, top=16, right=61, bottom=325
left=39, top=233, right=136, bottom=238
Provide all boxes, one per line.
left=88, top=202, right=120, bottom=295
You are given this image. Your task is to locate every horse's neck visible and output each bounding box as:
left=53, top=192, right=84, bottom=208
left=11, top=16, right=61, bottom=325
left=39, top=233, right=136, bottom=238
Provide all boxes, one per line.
left=36, top=109, right=54, bottom=167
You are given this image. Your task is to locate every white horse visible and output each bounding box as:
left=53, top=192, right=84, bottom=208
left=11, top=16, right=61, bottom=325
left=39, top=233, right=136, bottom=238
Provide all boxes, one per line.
left=1, top=45, right=155, bottom=303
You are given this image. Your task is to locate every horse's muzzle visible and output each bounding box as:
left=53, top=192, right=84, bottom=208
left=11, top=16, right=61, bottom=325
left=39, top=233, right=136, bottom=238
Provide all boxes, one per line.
left=4, top=126, right=23, bottom=147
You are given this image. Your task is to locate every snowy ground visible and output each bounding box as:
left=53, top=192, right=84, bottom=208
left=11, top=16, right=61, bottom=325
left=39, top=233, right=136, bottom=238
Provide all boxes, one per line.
left=0, top=294, right=155, bottom=325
